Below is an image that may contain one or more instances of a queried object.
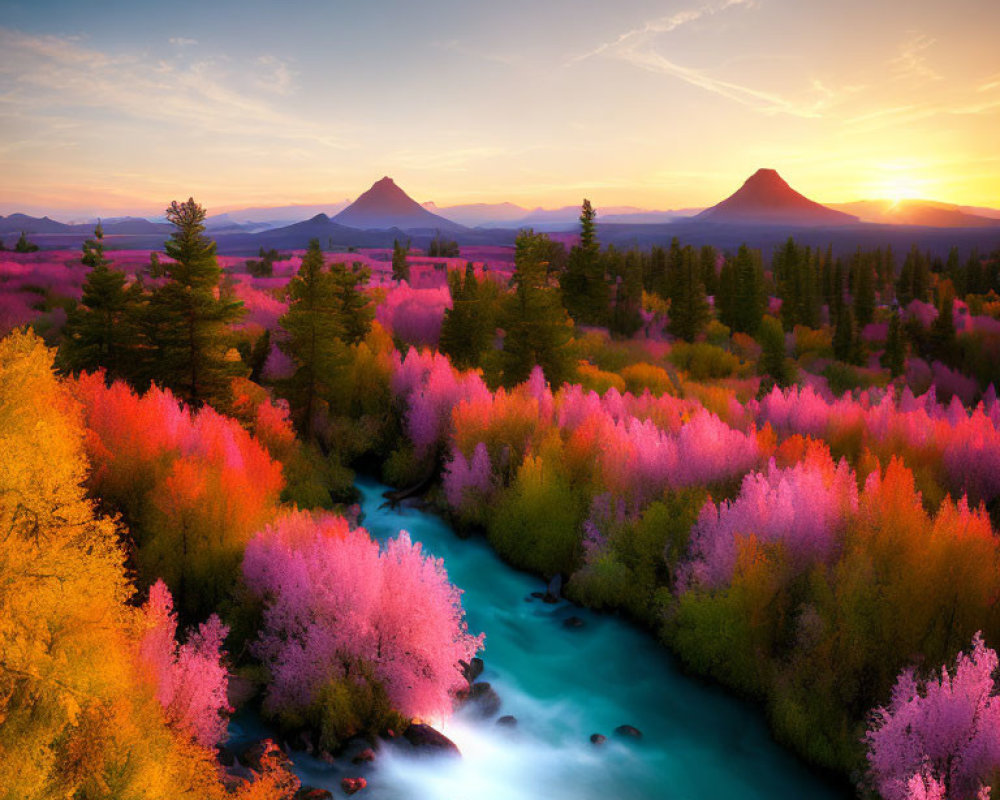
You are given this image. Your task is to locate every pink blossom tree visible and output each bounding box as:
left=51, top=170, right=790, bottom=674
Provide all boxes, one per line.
left=138, top=580, right=231, bottom=747
left=866, top=633, right=1000, bottom=800
left=243, top=510, right=483, bottom=722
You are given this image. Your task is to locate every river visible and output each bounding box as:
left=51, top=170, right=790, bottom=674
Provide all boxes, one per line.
left=229, top=476, right=851, bottom=799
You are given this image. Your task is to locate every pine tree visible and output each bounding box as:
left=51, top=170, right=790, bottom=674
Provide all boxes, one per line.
left=60, top=224, right=140, bottom=379
left=852, top=250, right=876, bottom=327
left=717, top=244, right=766, bottom=334
left=667, top=244, right=710, bottom=341
left=758, top=315, right=791, bottom=387
left=499, top=230, right=575, bottom=386
left=881, top=309, right=906, bottom=377
left=392, top=238, right=410, bottom=282
left=699, top=245, right=719, bottom=298
left=440, top=263, right=498, bottom=369
left=560, top=199, right=608, bottom=325
left=833, top=302, right=856, bottom=363
left=14, top=232, right=39, bottom=253
left=610, top=248, right=644, bottom=337
left=147, top=198, right=244, bottom=407
left=929, top=280, right=958, bottom=366
left=278, top=239, right=347, bottom=437
left=331, top=260, right=374, bottom=344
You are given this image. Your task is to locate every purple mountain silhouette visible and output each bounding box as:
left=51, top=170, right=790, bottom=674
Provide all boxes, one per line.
left=333, top=177, right=465, bottom=231
left=697, top=169, right=858, bottom=226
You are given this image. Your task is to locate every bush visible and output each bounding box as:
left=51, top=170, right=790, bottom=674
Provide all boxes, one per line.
left=669, top=341, right=740, bottom=380
left=620, top=362, right=676, bottom=396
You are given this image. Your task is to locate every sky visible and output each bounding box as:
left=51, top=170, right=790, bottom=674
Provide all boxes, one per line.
left=0, top=0, right=998, bottom=218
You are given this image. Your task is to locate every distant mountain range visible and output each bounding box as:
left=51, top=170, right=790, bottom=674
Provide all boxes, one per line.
left=4, top=172, right=998, bottom=258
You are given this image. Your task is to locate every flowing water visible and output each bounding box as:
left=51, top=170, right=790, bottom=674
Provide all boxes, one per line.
left=230, top=476, right=851, bottom=799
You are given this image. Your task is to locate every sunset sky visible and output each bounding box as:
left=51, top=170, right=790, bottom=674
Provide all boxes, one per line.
left=1, top=0, right=998, bottom=217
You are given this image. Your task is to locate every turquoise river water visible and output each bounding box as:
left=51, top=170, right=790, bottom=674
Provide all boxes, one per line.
left=229, top=476, right=851, bottom=799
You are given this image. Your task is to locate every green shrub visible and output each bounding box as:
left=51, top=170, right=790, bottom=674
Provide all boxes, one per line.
left=669, top=341, right=740, bottom=380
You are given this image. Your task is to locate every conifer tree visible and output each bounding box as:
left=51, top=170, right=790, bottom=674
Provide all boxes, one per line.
left=392, top=238, right=410, bottom=282
left=278, top=239, right=346, bottom=437
left=60, top=223, right=140, bottom=379
left=667, top=244, right=710, bottom=341
left=852, top=249, right=876, bottom=327
left=332, top=260, right=374, bottom=344
left=833, top=302, right=856, bottom=363
left=881, top=309, right=906, bottom=377
left=717, top=244, right=765, bottom=334
left=440, top=263, right=498, bottom=369
left=147, top=198, right=243, bottom=407
left=610, top=248, right=644, bottom=337
left=930, top=280, right=958, bottom=366
left=560, top=199, right=608, bottom=325
left=499, top=230, right=575, bottom=386
left=758, top=315, right=791, bottom=387
left=14, top=231, right=39, bottom=253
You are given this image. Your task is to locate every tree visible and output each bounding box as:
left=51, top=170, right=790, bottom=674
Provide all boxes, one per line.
left=833, top=302, right=856, bottom=363
left=243, top=510, right=483, bottom=746
left=929, top=280, right=958, bottom=366
left=667, top=244, right=710, bottom=341
left=60, top=223, right=140, bottom=379
left=427, top=233, right=460, bottom=258
left=147, top=198, right=243, bottom=407
left=499, top=229, right=576, bottom=386
left=14, top=231, right=39, bottom=253
left=758, top=315, right=792, bottom=387
left=866, top=633, right=1000, bottom=800
left=392, top=238, right=411, bottom=282
left=881, top=309, right=906, bottom=377
left=717, top=244, right=765, bottom=334
left=852, top=249, right=877, bottom=327
left=440, top=263, right=498, bottom=369
left=610, top=248, right=644, bottom=337
left=331, top=260, right=374, bottom=345
left=560, top=199, right=608, bottom=325
left=278, top=238, right=347, bottom=436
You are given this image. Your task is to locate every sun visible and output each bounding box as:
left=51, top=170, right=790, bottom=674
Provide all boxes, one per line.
left=883, top=178, right=922, bottom=208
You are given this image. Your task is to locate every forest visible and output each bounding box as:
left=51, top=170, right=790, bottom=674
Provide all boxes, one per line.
left=3, top=198, right=1000, bottom=800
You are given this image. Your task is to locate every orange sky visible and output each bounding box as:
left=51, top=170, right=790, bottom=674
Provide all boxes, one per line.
left=1, top=0, right=998, bottom=217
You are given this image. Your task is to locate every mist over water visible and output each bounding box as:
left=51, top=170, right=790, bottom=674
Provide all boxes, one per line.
left=232, top=477, right=850, bottom=799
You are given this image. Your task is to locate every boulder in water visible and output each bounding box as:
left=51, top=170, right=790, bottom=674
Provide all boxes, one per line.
left=614, top=724, right=643, bottom=739
left=403, top=723, right=462, bottom=756
left=590, top=733, right=607, bottom=746
left=461, top=656, right=484, bottom=683
left=352, top=747, right=376, bottom=764
left=341, top=777, right=367, bottom=795
left=496, top=715, right=518, bottom=727
left=466, top=681, right=501, bottom=717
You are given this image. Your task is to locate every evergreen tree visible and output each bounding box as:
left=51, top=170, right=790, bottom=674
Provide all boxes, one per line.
left=560, top=199, right=608, bottom=325
left=717, top=244, right=766, bottom=335
left=427, top=233, right=460, bottom=258
left=148, top=250, right=165, bottom=278
left=833, top=302, right=856, bottom=363
left=758, top=315, right=791, bottom=388
left=278, top=239, right=346, bottom=437
left=392, top=238, right=411, bottom=282
left=881, top=309, right=906, bottom=377
left=610, top=248, right=643, bottom=337
left=14, top=232, right=39, bottom=253
left=929, top=280, right=958, bottom=366
left=147, top=198, right=243, bottom=407
left=440, top=263, right=498, bottom=369
left=699, top=245, right=719, bottom=298
left=331, top=260, right=374, bottom=344
left=60, top=223, right=140, bottom=379
left=646, top=245, right=668, bottom=297
left=499, top=230, right=575, bottom=386
left=666, top=244, right=710, bottom=341
left=852, top=250, right=877, bottom=327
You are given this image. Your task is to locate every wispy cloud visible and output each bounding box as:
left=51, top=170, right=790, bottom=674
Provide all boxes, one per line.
left=0, top=27, right=351, bottom=149
left=168, top=37, right=198, bottom=48
left=568, top=0, right=836, bottom=118
left=890, top=33, right=942, bottom=82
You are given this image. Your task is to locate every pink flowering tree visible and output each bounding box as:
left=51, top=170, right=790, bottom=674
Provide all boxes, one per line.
left=866, top=633, right=1000, bottom=800
left=137, top=580, right=231, bottom=747
left=243, top=510, right=483, bottom=727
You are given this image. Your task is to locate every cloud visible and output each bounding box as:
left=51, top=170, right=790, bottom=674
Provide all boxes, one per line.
left=568, top=0, right=835, bottom=118
left=169, top=37, right=198, bottom=48
left=890, top=33, right=941, bottom=83
left=0, top=27, right=351, bottom=149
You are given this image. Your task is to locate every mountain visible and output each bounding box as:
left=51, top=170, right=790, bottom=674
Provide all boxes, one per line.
left=334, top=177, right=465, bottom=232
left=207, top=202, right=352, bottom=229
left=0, top=213, right=74, bottom=234
left=423, top=201, right=529, bottom=228
left=697, top=169, right=858, bottom=227
left=829, top=199, right=1000, bottom=228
